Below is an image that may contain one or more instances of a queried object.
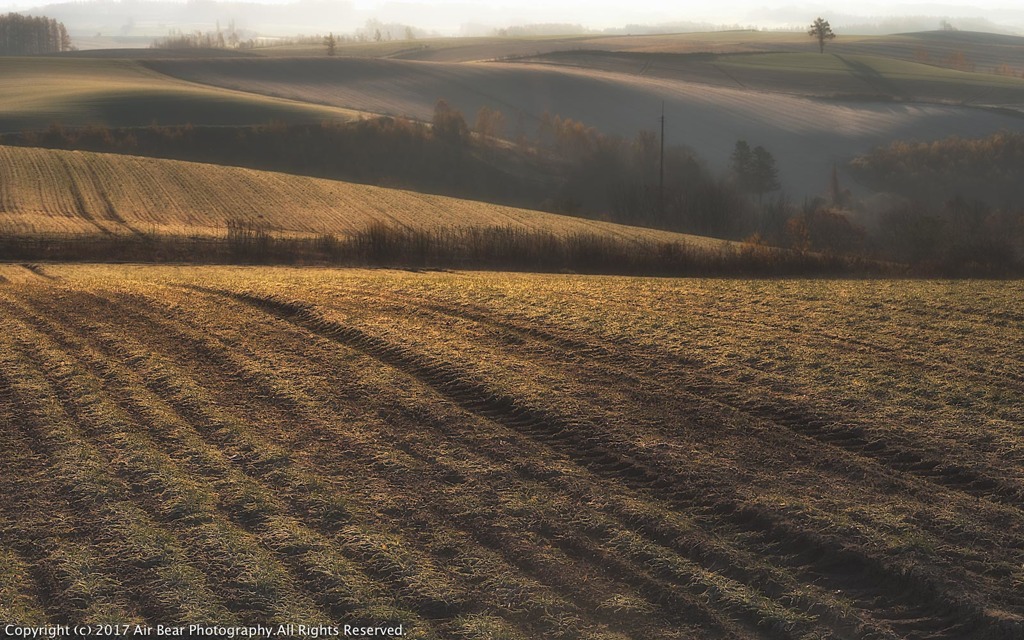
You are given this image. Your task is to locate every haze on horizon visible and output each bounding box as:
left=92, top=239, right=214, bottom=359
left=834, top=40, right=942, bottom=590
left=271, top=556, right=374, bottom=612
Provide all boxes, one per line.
left=2, top=0, right=1024, bottom=36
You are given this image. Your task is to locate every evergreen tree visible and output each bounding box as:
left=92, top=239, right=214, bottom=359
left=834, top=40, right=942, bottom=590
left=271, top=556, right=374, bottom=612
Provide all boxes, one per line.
left=730, top=140, right=754, bottom=193
left=0, top=13, right=73, bottom=54
left=751, top=146, right=780, bottom=205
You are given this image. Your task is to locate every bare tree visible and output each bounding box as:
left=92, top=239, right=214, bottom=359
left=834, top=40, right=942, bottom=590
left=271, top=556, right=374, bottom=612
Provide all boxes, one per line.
left=474, top=106, right=506, bottom=140
left=432, top=100, right=470, bottom=146
left=808, top=17, right=835, bottom=54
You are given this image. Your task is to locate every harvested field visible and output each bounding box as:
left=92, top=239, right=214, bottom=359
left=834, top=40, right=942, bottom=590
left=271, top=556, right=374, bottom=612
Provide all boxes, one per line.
left=0, top=264, right=1022, bottom=638
left=0, top=145, right=717, bottom=248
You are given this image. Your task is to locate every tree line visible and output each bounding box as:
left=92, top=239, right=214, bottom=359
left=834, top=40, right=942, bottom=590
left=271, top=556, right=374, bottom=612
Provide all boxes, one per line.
left=151, top=22, right=245, bottom=49
left=5, top=105, right=1019, bottom=275
left=849, top=131, right=1024, bottom=204
left=0, top=13, right=72, bottom=55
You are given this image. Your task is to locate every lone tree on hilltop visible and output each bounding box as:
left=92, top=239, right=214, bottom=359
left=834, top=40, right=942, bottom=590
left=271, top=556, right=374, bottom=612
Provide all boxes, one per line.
left=808, top=17, right=835, bottom=54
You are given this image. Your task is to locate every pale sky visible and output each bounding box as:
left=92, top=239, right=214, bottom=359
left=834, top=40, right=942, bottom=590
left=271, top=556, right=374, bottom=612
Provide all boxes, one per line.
left=4, top=0, right=1023, bottom=32
left=343, top=1, right=1024, bottom=31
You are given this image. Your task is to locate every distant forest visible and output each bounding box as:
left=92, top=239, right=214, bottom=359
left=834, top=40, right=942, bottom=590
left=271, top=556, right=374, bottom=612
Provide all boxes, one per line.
left=0, top=13, right=72, bottom=54
left=850, top=131, right=1024, bottom=204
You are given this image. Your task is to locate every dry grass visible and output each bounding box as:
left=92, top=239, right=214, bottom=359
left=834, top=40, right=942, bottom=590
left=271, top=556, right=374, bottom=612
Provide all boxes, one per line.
left=0, top=145, right=721, bottom=249
left=1, top=264, right=1022, bottom=638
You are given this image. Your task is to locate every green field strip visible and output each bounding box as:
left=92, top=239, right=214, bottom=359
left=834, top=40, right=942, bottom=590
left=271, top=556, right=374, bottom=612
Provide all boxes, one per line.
left=717, top=52, right=1024, bottom=87
left=0, top=58, right=362, bottom=133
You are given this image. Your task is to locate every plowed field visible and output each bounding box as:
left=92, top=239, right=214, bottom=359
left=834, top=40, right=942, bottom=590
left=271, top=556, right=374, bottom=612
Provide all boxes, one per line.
left=1, top=264, right=1021, bottom=639
left=0, top=146, right=716, bottom=247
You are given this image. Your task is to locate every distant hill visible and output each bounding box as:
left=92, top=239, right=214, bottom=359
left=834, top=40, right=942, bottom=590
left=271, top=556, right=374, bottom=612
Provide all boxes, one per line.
left=0, top=57, right=363, bottom=132
left=143, top=52, right=1024, bottom=197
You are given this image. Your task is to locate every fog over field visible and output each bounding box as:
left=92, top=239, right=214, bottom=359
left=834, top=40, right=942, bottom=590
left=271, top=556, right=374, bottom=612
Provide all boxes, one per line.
left=144, top=55, right=1024, bottom=196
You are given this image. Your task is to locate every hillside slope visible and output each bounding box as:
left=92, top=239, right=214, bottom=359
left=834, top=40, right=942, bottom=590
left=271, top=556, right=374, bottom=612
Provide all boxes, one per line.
left=0, top=145, right=718, bottom=247
left=144, top=56, right=1024, bottom=196
left=243, top=30, right=1024, bottom=70
left=0, top=58, right=363, bottom=132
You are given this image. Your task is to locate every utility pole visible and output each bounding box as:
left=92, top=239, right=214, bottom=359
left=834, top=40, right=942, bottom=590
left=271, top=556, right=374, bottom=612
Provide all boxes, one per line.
left=659, top=102, right=665, bottom=218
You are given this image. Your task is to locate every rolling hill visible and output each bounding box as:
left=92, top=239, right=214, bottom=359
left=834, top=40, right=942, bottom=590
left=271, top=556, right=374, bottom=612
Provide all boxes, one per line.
left=144, top=54, right=1024, bottom=197
left=0, top=145, right=720, bottom=248
left=0, top=57, right=364, bottom=133
left=243, top=29, right=1024, bottom=72
left=7, top=30, right=1024, bottom=198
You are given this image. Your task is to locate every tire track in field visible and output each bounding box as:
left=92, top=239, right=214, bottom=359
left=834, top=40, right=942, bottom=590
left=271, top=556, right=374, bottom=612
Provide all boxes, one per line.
left=219, top=288, right=994, bottom=640
left=356, top=286, right=1024, bottom=511
left=254, top=296, right=939, bottom=639
left=52, top=155, right=113, bottom=236
left=393, top=290, right=1024, bottom=511
left=3, top=292, right=452, bottom=635
left=160, top=294, right=828, bottom=640
left=337, top=289, right=1023, bottom=635
left=0, top=330, right=232, bottom=626
left=0, top=545, right=50, bottom=625
left=138, top=289, right=848, bottom=638
left=41, top=289, right=670, bottom=640
left=376, top=292, right=1024, bottom=634
left=0, top=297, right=339, bottom=628
left=148, top=286, right=827, bottom=638
left=0, top=377, right=76, bottom=626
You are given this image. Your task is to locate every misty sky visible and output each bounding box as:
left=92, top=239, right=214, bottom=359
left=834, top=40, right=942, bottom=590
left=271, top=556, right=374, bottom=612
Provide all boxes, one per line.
left=3, top=0, right=1023, bottom=32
